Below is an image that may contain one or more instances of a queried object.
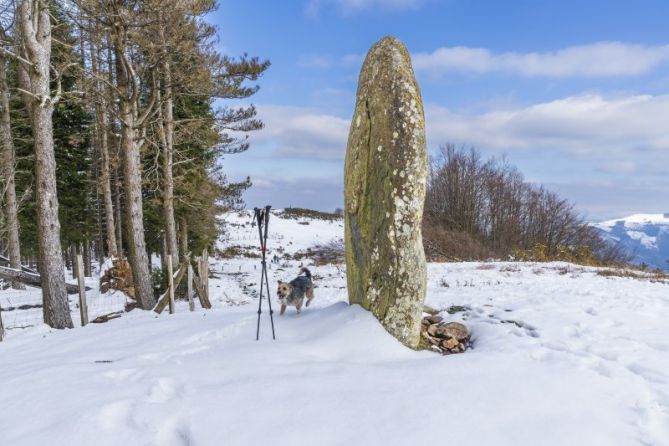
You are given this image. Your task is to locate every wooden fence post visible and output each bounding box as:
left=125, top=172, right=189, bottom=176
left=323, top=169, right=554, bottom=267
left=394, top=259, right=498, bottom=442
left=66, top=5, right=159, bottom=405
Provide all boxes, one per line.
left=202, top=248, right=209, bottom=302
left=187, top=262, right=194, bottom=312
left=167, top=254, right=175, bottom=314
left=76, top=254, right=89, bottom=326
left=197, top=255, right=204, bottom=300
left=0, top=303, right=5, bottom=341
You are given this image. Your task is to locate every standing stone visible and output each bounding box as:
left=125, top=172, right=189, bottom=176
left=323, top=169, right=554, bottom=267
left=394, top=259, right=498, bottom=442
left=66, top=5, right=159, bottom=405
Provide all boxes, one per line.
left=344, top=36, right=428, bottom=348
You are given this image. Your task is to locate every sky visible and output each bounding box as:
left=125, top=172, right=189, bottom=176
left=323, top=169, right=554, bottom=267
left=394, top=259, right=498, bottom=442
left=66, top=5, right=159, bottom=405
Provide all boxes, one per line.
left=209, top=0, right=669, bottom=221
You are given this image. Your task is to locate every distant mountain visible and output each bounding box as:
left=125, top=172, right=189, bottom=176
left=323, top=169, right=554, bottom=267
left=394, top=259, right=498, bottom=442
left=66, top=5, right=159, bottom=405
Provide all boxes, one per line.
left=592, top=213, right=669, bottom=271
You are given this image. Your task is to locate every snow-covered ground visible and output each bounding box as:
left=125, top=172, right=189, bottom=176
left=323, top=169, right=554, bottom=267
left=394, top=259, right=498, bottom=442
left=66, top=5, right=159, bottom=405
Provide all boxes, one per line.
left=0, top=262, right=129, bottom=332
left=1, top=210, right=669, bottom=445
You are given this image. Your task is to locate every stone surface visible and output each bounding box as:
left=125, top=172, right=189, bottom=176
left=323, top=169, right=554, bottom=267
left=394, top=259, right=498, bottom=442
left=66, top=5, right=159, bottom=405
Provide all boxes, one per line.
left=344, top=36, right=428, bottom=348
left=420, top=316, right=471, bottom=355
left=440, top=322, right=469, bottom=340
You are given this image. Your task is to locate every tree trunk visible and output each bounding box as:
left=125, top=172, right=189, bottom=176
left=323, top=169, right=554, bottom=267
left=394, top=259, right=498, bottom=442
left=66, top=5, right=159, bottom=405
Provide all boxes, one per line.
left=179, top=218, right=188, bottom=257
left=118, top=102, right=154, bottom=309
left=113, top=165, right=123, bottom=255
left=71, top=245, right=78, bottom=278
left=90, top=34, right=117, bottom=257
left=161, top=230, right=167, bottom=271
left=155, top=37, right=178, bottom=267
left=0, top=53, right=24, bottom=290
left=112, top=33, right=155, bottom=310
left=83, top=240, right=92, bottom=277
left=66, top=246, right=73, bottom=272
left=18, top=0, right=73, bottom=328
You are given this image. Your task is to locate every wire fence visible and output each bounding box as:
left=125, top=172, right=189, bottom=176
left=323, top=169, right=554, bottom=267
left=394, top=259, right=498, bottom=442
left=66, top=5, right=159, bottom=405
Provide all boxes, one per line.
left=0, top=269, right=128, bottom=334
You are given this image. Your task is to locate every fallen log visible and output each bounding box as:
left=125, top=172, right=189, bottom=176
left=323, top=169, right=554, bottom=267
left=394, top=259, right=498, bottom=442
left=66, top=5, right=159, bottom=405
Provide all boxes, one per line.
left=0, top=255, right=38, bottom=274
left=0, top=265, right=85, bottom=294
left=90, top=311, right=123, bottom=324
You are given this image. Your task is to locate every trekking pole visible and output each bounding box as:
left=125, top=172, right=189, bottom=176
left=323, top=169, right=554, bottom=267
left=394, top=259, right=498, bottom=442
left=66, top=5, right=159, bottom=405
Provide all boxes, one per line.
left=255, top=206, right=276, bottom=340
left=255, top=208, right=264, bottom=340
left=263, top=205, right=276, bottom=339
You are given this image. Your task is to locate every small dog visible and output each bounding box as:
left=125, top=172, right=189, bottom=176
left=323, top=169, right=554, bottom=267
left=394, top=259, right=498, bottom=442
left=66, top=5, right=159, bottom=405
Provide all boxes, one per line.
left=277, top=267, right=314, bottom=315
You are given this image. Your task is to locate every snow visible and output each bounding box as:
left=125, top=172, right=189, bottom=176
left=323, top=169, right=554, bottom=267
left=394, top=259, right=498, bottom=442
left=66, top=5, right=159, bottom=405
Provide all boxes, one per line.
left=595, top=213, right=669, bottom=229
left=593, top=212, right=669, bottom=270
left=626, top=230, right=658, bottom=249
left=1, top=210, right=669, bottom=445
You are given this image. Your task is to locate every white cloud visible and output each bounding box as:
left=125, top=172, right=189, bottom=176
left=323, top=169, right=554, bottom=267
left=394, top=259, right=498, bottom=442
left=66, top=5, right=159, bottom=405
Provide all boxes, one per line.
left=413, top=42, right=669, bottom=77
left=252, top=105, right=350, bottom=160
left=425, top=94, right=669, bottom=158
left=240, top=95, right=669, bottom=217
left=306, top=0, right=423, bottom=16
left=297, top=53, right=364, bottom=70
left=254, top=94, right=669, bottom=163
left=297, top=54, right=335, bottom=69
left=240, top=175, right=343, bottom=212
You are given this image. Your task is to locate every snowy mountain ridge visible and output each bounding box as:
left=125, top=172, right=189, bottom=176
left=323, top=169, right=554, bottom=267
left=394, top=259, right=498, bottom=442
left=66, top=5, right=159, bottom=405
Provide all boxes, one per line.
left=592, top=212, right=669, bottom=270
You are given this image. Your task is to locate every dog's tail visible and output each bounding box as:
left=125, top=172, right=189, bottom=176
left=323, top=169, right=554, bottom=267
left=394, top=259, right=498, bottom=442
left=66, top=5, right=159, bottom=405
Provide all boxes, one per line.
left=300, top=267, right=312, bottom=278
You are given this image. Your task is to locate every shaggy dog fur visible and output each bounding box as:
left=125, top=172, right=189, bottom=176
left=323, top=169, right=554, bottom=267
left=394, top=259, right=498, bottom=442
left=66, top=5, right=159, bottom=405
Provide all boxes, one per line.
left=276, top=267, right=314, bottom=315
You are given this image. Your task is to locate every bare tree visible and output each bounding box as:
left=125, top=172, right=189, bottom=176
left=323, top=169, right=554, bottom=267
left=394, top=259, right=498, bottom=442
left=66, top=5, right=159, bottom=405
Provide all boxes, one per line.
left=16, top=0, right=72, bottom=328
left=425, top=145, right=630, bottom=265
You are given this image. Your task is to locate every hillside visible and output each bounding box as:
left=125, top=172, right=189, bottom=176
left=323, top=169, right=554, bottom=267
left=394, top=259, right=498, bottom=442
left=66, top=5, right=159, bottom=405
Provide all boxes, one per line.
left=1, top=210, right=668, bottom=445
left=593, top=213, right=669, bottom=270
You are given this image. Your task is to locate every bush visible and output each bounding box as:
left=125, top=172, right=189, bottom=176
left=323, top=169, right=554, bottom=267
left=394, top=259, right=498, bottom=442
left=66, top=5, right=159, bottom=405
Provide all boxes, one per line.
left=422, top=224, right=496, bottom=261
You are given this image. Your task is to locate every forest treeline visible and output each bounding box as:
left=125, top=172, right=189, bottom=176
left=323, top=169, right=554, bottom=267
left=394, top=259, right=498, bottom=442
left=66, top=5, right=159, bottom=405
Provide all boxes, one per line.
left=423, top=145, right=630, bottom=265
left=0, top=0, right=267, bottom=328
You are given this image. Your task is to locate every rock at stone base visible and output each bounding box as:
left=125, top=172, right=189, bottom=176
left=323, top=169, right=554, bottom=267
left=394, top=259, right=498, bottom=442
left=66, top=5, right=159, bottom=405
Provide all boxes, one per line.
left=420, top=316, right=470, bottom=355
left=436, top=322, right=469, bottom=340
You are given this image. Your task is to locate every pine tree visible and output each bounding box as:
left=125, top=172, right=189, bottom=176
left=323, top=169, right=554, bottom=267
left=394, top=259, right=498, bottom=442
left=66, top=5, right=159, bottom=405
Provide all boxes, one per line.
left=17, top=0, right=73, bottom=328
left=0, top=25, right=24, bottom=289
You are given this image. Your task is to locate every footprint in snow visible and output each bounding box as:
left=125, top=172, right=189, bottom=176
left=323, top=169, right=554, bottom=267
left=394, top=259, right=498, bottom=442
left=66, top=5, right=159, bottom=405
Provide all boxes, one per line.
left=146, top=378, right=183, bottom=404
left=97, top=400, right=137, bottom=431
left=102, top=368, right=145, bottom=384
left=153, top=416, right=193, bottom=446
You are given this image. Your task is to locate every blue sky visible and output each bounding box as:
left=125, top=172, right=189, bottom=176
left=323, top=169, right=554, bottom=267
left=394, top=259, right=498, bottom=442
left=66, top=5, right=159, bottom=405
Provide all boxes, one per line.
left=210, top=0, right=669, bottom=220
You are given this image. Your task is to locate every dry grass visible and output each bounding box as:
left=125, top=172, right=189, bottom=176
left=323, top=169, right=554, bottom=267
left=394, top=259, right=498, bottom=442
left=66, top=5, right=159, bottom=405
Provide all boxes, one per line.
left=596, top=268, right=669, bottom=283
left=499, top=265, right=520, bottom=273
left=422, top=224, right=497, bottom=262
left=293, top=240, right=345, bottom=265
left=278, top=208, right=342, bottom=221
left=218, top=245, right=260, bottom=259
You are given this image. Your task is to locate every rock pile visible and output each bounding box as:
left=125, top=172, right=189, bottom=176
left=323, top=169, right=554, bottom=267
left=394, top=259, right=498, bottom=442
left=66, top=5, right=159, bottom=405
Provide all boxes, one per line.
left=421, top=315, right=470, bottom=354
left=100, top=258, right=135, bottom=299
